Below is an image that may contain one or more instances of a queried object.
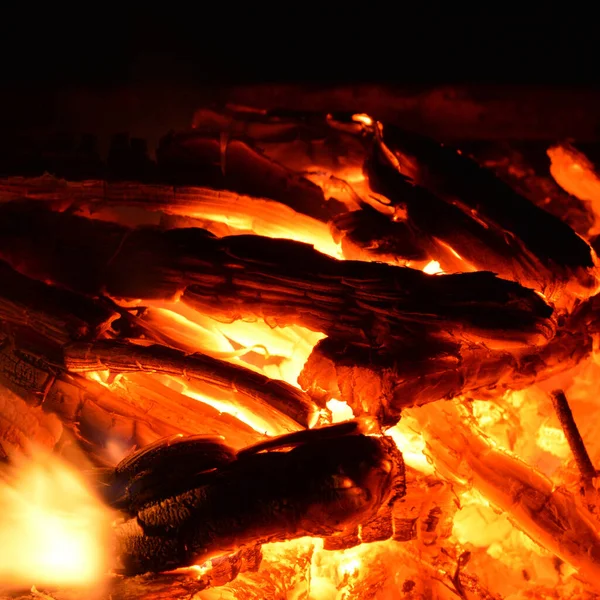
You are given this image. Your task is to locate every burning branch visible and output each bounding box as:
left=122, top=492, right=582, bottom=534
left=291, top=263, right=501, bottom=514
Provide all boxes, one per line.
left=64, top=340, right=319, bottom=430
left=550, top=389, right=597, bottom=489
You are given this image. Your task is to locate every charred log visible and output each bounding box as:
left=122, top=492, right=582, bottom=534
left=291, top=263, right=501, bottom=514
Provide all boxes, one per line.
left=330, top=203, right=430, bottom=265
left=0, top=201, right=554, bottom=349
left=110, top=424, right=403, bottom=575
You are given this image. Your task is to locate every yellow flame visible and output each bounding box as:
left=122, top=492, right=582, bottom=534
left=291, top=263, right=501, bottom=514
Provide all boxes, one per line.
left=422, top=259, right=442, bottom=275
left=0, top=447, right=111, bottom=588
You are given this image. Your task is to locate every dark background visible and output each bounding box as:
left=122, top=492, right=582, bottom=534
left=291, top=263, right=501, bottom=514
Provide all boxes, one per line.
left=0, top=10, right=597, bottom=152
left=1, top=10, right=597, bottom=87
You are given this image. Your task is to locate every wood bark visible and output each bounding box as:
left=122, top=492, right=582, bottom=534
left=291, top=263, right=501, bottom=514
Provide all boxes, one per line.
left=0, top=201, right=554, bottom=350
left=299, top=296, right=598, bottom=424
left=111, top=428, right=403, bottom=575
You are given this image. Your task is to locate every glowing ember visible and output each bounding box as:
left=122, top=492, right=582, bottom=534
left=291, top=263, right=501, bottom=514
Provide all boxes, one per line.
left=422, top=259, right=442, bottom=274
left=0, top=446, right=112, bottom=589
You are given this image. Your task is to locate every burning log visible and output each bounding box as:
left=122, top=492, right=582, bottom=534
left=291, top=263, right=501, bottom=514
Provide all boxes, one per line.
left=0, top=175, right=341, bottom=257
left=0, top=259, right=117, bottom=348
left=368, top=128, right=598, bottom=298
left=0, top=261, right=272, bottom=459
left=64, top=340, right=319, bottom=430
left=300, top=297, right=596, bottom=424
left=107, top=423, right=404, bottom=575
left=157, top=130, right=347, bottom=221
left=422, top=401, right=600, bottom=589
left=0, top=201, right=554, bottom=349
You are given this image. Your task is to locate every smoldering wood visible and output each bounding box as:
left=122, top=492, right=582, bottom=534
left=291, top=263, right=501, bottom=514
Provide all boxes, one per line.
left=0, top=201, right=554, bottom=349
left=111, top=426, right=403, bottom=575
left=98, top=434, right=238, bottom=513
left=460, top=141, right=595, bottom=237
left=330, top=203, right=431, bottom=265
left=0, top=234, right=318, bottom=433
left=299, top=297, right=597, bottom=424
left=0, top=546, right=263, bottom=600
left=367, top=135, right=597, bottom=298
left=163, top=108, right=597, bottom=297
left=550, top=389, right=597, bottom=489
left=0, top=259, right=118, bottom=347
left=157, top=131, right=347, bottom=221
left=0, top=335, right=263, bottom=465
left=377, top=126, right=597, bottom=296
left=0, top=175, right=334, bottom=231
left=64, top=339, right=319, bottom=430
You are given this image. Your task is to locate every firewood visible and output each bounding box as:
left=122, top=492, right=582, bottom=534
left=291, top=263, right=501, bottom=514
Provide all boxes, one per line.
left=423, top=401, right=600, bottom=589
left=376, top=126, right=597, bottom=297
left=0, top=259, right=117, bottom=347
left=110, top=424, right=403, bottom=575
left=461, top=141, right=595, bottom=237
left=0, top=201, right=554, bottom=349
left=158, top=108, right=598, bottom=298
left=0, top=334, right=263, bottom=466
left=299, top=298, right=596, bottom=424
left=64, top=340, right=320, bottom=430
left=157, top=132, right=347, bottom=221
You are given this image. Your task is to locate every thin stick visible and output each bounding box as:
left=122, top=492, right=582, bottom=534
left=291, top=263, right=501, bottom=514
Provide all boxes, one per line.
left=550, top=389, right=597, bottom=488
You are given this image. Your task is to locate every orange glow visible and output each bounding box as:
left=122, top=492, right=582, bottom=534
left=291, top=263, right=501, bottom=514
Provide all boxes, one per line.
left=422, top=259, right=442, bottom=274
left=0, top=446, right=111, bottom=589
left=351, top=113, right=374, bottom=127
left=548, top=144, right=600, bottom=234
left=143, top=302, right=326, bottom=387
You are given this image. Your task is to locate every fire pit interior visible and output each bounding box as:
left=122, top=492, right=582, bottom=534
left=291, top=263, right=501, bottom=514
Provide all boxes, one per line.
left=2, top=86, right=600, bottom=600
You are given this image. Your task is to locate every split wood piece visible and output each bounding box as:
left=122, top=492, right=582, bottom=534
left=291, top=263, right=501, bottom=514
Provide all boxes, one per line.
left=0, top=259, right=118, bottom=347
left=111, top=427, right=403, bottom=574
left=377, top=126, right=597, bottom=297
left=157, top=131, right=347, bottom=221
left=0, top=201, right=555, bottom=349
left=550, top=389, right=597, bottom=490
left=423, top=403, right=600, bottom=589
left=300, top=299, right=596, bottom=425
left=64, top=339, right=319, bottom=430
left=189, top=108, right=371, bottom=207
